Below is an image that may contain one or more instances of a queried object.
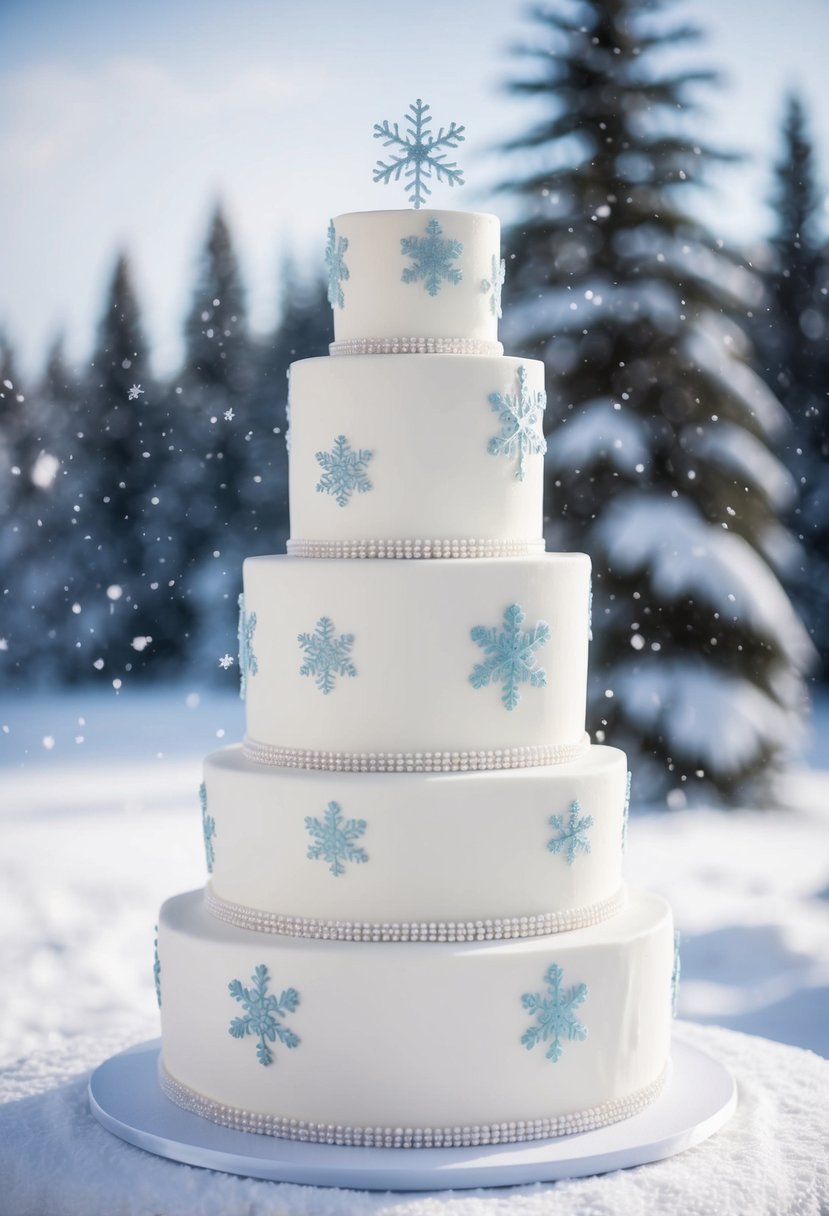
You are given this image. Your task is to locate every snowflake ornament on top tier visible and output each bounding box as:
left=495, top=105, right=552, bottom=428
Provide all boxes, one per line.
left=315, top=435, right=373, bottom=507
left=547, top=799, right=593, bottom=866
left=298, top=616, right=357, bottom=694
left=373, top=98, right=465, bottom=209
left=325, top=220, right=349, bottom=310
left=305, top=801, right=369, bottom=878
left=227, top=964, right=300, bottom=1067
left=237, top=593, right=258, bottom=700
left=469, top=602, right=550, bottom=711
left=488, top=364, right=547, bottom=481
left=521, top=963, right=588, bottom=1064
left=400, top=217, right=464, bottom=297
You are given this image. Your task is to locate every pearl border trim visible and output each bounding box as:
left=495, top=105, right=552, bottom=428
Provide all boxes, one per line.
left=330, top=336, right=504, bottom=357
left=287, top=538, right=546, bottom=560
left=241, top=733, right=590, bottom=773
left=204, top=885, right=625, bottom=942
left=159, top=1060, right=669, bottom=1149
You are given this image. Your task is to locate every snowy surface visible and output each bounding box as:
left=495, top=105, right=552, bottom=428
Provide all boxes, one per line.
left=1, top=686, right=828, bottom=1212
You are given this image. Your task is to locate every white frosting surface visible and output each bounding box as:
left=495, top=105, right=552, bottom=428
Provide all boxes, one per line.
left=242, top=553, right=590, bottom=755
left=330, top=210, right=500, bottom=344
left=288, top=354, right=544, bottom=546
left=203, top=743, right=627, bottom=929
left=159, top=888, right=673, bottom=1132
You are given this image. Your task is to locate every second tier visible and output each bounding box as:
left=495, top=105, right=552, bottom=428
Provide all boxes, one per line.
left=241, top=553, right=590, bottom=769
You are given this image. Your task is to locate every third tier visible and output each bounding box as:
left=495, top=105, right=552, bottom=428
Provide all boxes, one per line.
left=287, top=354, right=544, bottom=556
left=241, top=554, right=590, bottom=770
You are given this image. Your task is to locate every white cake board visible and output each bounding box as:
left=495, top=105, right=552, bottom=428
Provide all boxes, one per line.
left=88, top=1035, right=736, bottom=1191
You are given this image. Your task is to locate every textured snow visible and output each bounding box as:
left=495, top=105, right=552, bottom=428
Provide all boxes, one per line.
left=1, top=687, right=828, bottom=1212
left=548, top=398, right=651, bottom=474
left=681, top=321, right=788, bottom=439
left=685, top=421, right=796, bottom=513
left=596, top=492, right=814, bottom=669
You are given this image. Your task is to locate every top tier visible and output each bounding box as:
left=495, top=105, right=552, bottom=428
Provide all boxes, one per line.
left=329, top=210, right=503, bottom=355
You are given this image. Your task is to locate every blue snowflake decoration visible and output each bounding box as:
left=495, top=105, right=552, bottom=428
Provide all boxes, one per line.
left=305, top=801, right=369, bottom=878
left=588, top=576, right=593, bottom=642
left=481, top=254, right=506, bottom=318
left=325, top=219, right=349, bottom=310
left=237, top=593, right=258, bottom=701
left=671, top=930, right=682, bottom=1017
left=521, top=963, right=588, bottom=1064
left=228, top=964, right=300, bottom=1067
left=373, top=98, right=465, bottom=209
left=547, top=799, right=594, bottom=866
left=488, top=365, right=547, bottom=481
left=200, top=781, right=216, bottom=874
left=153, top=925, right=161, bottom=1009
left=315, top=435, right=374, bottom=507
left=298, top=616, right=356, bottom=695
left=621, top=769, right=632, bottom=852
left=400, top=216, right=463, bottom=297
left=469, top=603, right=550, bottom=711
left=284, top=367, right=292, bottom=454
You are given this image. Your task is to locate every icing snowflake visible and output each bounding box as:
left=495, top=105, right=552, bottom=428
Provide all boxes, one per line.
left=481, top=254, right=506, bottom=318
left=227, top=964, right=300, bottom=1067
left=200, top=781, right=216, bottom=874
left=325, top=219, right=349, bottom=310
left=315, top=435, right=373, bottom=507
left=547, top=799, right=593, bottom=866
left=400, top=216, right=463, bottom=297
left=521, top=963, right=588, bottom=1063
left=621, top=770, right=632, bottom=852
left=128, top=384, right=144, bottom=401
left=588, top=577, right=593, bottom=642
left=672, top=930, right=681, bottom=1017
left=298, top=616, right=356, bottom=695
left=373, top=97, right=465, bottom=209
left=237, top=593, right=258, bottom=700
left=285, top=367, right=292, bottom=454
left=305, top=801, right=368, bottom=878
left=488, top=365, right=547, bottom=481
left=469, top=602, right=550, bottom=711
left=153, top=926, right=161, bottom=1009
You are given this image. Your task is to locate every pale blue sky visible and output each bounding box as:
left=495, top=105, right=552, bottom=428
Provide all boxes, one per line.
left=1, top=0, right=828, bottom=377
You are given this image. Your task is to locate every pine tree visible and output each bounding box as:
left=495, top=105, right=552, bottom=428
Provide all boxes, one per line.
left=499, top=0, right=813, bottom=803
left=762, top=94, right=829, bottom=675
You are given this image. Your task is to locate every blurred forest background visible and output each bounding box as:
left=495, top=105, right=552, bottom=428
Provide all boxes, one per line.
left=1, top=0, right=827, bottom=804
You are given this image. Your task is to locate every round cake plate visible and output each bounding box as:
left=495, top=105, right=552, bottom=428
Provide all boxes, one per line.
left=88, top=1035, right=736, bottom=1192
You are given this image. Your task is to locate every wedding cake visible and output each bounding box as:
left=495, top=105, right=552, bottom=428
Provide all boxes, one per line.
left=155, top=182, right=677, bottom=1148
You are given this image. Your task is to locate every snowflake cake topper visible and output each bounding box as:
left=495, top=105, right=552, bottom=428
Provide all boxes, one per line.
left=305, top=801, right=368, bottom=877
left=373, top=98, right=465, bottom=209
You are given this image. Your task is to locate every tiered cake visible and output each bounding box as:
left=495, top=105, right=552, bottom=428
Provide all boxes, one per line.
left=156, top=205, right=676, bottom=1149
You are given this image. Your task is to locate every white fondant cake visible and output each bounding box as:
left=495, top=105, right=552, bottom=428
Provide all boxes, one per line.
left=156, top=203, right=676, bottom=1148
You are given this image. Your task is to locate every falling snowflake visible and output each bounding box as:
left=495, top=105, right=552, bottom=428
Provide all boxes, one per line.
left=305, top=801, right=369, bottom=878
left=481, top=254, right=506, bottom=318
left=488, top=365, right=547, bottom=481
left=218, top=654, right=235, bottom=670
left=200, top=781, right=216, bottom=874
left=325, top=219, right=350, bottom=309
left=224, top=408, right=235, bottom=421
left=227, top=964, right=300, bottom=1067
left=0, top=638, right=7, bottom=651
left=128, top=384, right=144, bottom=401
left=238, top=593, right=258, bottom=700
left=153, top=926, right=161, bottom=1009
left=372, top=97, right=465, bottom=209
left=521, top=963, right=588, bottom=1064
left=400, top=216, right=463, bottom=297
left=315, top=435, right=374, bottom=507
left=621, top=770, right=632, bottom=851
left=469, top=603, right=550, bottom=711
left=298, top=616, right=356, bottom=695
left=671, top=930, right=681, bottom=1017
left=547, top=800, right=594, bottom=866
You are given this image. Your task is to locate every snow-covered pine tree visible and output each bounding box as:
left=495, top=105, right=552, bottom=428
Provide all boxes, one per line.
left=498, top=0, right=813, bottom=803
left=761, top=94, right=829, bottom=675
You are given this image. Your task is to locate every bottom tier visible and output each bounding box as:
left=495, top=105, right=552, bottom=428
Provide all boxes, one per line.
left=157, top=889, right=673, bottom=1147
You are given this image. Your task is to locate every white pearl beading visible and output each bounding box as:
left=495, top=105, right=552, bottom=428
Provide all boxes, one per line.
left=204, top=884, right=625, bottom=942
left=158, top=1060, right=670, bottom=1149
left=241, top=733, right=590, bottom=773
left=330, top=336, right=504, bottom=357
left=286, top=537, right=546, bottom=560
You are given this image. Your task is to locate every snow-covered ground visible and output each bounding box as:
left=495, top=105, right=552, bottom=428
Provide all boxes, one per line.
left=1, top=684, right=828, bottom=1070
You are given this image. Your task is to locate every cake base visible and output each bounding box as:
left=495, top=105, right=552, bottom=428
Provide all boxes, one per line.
left=88, top=1035, right=735, bottom=1191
